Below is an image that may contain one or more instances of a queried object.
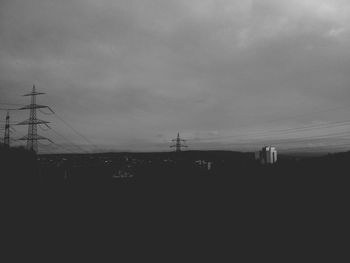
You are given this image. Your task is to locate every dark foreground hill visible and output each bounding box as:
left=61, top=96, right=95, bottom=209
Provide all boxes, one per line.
left=1, top=147, right=349, bottom=261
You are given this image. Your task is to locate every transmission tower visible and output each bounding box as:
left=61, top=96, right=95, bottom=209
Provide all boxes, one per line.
left=170, top=132, right=188, bottom=152
left=17, top=85, right=51, bottom=153
left=4, top=111, right=10, bottom=148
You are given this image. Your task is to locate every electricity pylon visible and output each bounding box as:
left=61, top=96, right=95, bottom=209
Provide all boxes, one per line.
left=4, top=111, right=10, bottom=148
left=170, top=132, right=188, bottom=152
left=17, top=85, right=51, bottom=153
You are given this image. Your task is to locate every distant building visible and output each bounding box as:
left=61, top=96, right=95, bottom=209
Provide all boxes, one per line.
left=195, top=160, right=212, bottom=170
left=255, top=146, right=277, bottom=164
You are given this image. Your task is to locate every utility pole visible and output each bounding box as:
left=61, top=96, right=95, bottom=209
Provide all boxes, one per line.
left=170, top=132, right=188, bottom=152
left=4, top=111, right=10, bottom=148
left=17, top=85, right=51, bottom=153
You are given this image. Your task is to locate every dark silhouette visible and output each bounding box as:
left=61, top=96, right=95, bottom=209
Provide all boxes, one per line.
left=2, top=145, right=347, bottom=260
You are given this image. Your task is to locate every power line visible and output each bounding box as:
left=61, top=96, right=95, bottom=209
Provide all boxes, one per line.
left=40, top=141, right=74, bottom=154
left=262, top=105, right=350, bottom=124
left=38, top=124, right=51, bottom=132
left=0, top=102, right=25, bottom=107
left=37, top=141, right=58, bottom=154
left=189, top=119, right=350, bottom=142
left=37, top=107, right=92, bottom=153
left=190, top=105, right=350, bottom=143
left=50, top=109, right=98, bottom=151
left=2, top=100, right=97, bottom=153
left=194, top=130, right=350, bottom=152
left=215, top=131, right=350, bottom=147
left=234, top=130, right=350, bottom=144
left=0, top=108, right=19, bottom=111
left=47, top=126, right=90, bottom=153
left=37, top=122, right=89, bottom=153
left=280, top=142, right=350, bottom=152
left=39, top=108, right=53, bottom=115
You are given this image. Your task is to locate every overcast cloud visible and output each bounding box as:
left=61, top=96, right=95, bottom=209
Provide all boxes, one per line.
left=1, top=0, right=350, bottom=152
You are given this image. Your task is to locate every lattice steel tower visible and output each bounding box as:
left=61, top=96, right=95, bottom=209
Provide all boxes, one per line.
left=170, top=133, right=188, bottom=152
left=4, top=111, right=10, bottom=148
left=17, top=85, right=51, bottom=153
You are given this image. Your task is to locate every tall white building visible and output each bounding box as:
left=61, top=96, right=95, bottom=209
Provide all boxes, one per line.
left=256, top=146, right=277, bottom=164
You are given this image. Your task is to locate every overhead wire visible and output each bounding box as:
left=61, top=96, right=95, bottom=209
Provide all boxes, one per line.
left=188, top=104, right=350, bottom=143
left=2, top=99, right=350, bottom=153
left=189, top=119, right=350, bottom=142
left=50, top=109, right=98, bottom=151
left=45, top=124, right=91, bottom=154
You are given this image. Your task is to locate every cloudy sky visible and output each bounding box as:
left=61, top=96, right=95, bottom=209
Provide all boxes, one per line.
left=1, top=0, right=350, bottom=152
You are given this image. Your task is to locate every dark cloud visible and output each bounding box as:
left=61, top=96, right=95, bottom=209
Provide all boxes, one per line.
left=1, top=0, right=350, bottom=151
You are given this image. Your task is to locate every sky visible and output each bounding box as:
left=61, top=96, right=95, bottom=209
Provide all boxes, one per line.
left=1, top=0, right=350, bottom=153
